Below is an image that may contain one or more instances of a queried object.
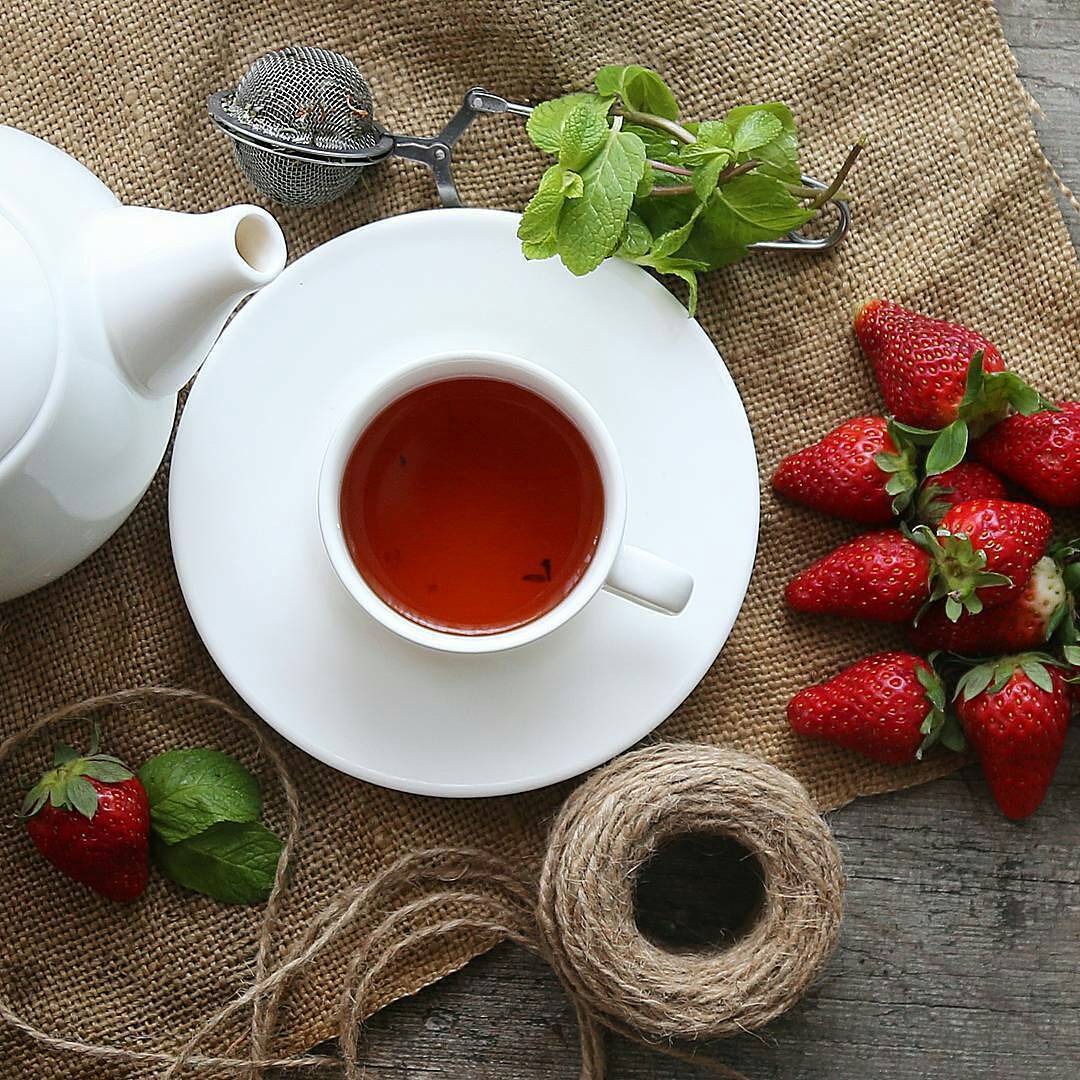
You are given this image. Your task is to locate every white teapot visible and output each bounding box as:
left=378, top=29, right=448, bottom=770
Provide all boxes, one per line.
left=0, top=126, right=287, bottom=602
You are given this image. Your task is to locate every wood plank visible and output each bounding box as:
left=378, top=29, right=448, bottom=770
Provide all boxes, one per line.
left=997, top=0, right=1080, bottom=245
left=288, top=7, right=1080, bottom=1076
left=304, top=738, right=1080, bottom=1079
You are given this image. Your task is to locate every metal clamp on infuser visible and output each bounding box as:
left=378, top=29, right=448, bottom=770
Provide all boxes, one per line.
left=208, top=45, right=849, bottom=251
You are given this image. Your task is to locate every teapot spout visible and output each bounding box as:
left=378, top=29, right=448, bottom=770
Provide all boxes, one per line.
left=87, top=204, right=287, bottom=397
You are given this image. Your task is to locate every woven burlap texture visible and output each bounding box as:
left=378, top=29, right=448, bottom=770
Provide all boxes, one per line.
left=2, top=0, right=1077, bottom=1074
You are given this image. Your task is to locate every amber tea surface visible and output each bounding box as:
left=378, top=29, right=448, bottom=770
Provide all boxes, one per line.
left=340, top=376, right=605, bottom=635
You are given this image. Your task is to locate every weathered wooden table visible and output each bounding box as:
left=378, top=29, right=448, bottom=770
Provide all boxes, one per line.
left=352, top=5, right=1080, bottom=1076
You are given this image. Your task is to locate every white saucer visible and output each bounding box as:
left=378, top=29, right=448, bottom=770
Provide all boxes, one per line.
left=169, top=209, right=759, bottom=797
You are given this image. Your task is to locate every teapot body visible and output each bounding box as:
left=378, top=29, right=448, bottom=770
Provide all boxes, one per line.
left=0, top=127, right=285, bottom=602
left=0, top=128, right=177, bottom=602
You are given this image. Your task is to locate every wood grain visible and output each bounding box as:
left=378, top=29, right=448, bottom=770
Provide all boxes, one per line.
left=297, top=7, right=1080, bottom=1076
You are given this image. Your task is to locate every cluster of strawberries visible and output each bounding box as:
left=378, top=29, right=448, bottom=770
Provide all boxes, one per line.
left=775, top=299, right=1080, bottom=820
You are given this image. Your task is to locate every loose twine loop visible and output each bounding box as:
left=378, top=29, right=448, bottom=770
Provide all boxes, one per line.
left=0, top=689, right=844, bottom=1078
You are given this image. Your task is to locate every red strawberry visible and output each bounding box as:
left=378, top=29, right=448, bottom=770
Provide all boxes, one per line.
left=788, top=652, right=961, bottom=764
left=954, top=654, right=1071, bottom=819
left=786, top=529, right=931, bottom=622
left=854, top=302, right=1050, bottom=480
left=975, top=402, right=1080, bottom=508
left=914, top=499, right=1053, bottom=618
left=854, top=299, right=1007, bottom=429
left=22, top=734, right=149, bottom=902
left=911, top=555, right=1066, bottom=655
left=915, top=461, right=1007, bottom=527
left=772, top=416, right=917, bottom=523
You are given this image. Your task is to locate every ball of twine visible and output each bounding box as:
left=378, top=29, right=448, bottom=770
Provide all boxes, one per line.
left=0, top=691, right=844, bottom=1079
left=537, top=744, right=845, bottom=1059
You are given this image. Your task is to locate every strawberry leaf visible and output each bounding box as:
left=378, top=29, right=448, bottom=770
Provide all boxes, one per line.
left=954, top=351, right=1056, bottom=434
left=1020, top=657, right=1054, bottom=693
left=80, top=759, right=135, bottom=783
left=889, top=420, right=946, bottom=445
left=958, top=349, right=987, bottom=408
left=915, top=662, right=964, bottom=758
left=1062, top=644, right=1080, bottom=667
left=20, top=787, right=49, bottom=818
left=956, top=662, right=996, bottom=702
left=924, top=420, right=968, bottom=476
left=52, top=744, right=79, bottom=767
left=941, top=725, right=966, bottom=753
left=66, top=775, right=99, bottom=819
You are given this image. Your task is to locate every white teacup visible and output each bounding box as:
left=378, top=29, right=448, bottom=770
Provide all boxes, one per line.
left=317, top=352, right=693, bottom=654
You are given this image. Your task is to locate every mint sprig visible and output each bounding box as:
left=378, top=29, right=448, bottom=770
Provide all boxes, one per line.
left=140, top=747, right=282, bottom=905
left=518, top=65, right=861, bottom=312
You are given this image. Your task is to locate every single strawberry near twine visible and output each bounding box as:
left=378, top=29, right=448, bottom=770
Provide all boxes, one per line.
left=0, top=689, right=845, bottom=1078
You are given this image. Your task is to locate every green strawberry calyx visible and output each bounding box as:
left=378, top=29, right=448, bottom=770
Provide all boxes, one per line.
left=909, top=523, right=1012, bottom=622
left=873, top=420, right=919, bottom=515
left=20, top=727, right=134, bottom=821
left=954, top=653, right=1060, bottom=703
left=915, top=658, right=965, bottom=759
left=893, top=351, right=1056, bottom=479
left=914, top=474, right=961, bottom=529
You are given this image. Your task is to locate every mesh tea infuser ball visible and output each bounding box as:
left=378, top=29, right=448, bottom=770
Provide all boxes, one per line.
left=209, top=46, right=532, bottom=209
left=221, top=46, right=383, bottom=207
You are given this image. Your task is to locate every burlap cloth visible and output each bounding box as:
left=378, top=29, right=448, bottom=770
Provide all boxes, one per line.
left=1, top=0, right=1077, bottom=1074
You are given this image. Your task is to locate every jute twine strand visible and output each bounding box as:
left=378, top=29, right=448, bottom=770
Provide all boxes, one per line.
left=0, top=690, right=844, bottom=1078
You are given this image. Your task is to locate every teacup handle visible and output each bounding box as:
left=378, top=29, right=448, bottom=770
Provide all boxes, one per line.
left=603, top=545, right=694, bottom=615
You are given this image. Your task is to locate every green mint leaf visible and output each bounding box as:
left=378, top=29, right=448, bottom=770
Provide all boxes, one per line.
left=622, top=254, right=709, bottom=315
left=562, top=171, right=584, bottom=198
left=666, top=267, right=699, bottom=316
left=924, top=420, right=969, bottom=476
left=622, top=122, right=680, bottom=163
left=616, top=212, right=652, bottom=258
left=152, top=821, right=281, bottom=905
left=695, top=120, right=734, bottom=149
left=557, top=120, right=646, bottom=276
left=650, top=203, right=705, bottom=258
left=595, top=64, right=678, bottom=120
left=731, top=109, right=783, bottom=154
left=521, top=236, right=558, bottom=259
left=679, top=122, right=735, bottom=167
left=679, top=142, right=731, bottom=166
left=518, top=164, right=573, bottom=244
left=526, top=92, right=613, bottom=156
left=680, top=172, right=810, bottom=267
left=138, top=748, right=262, bottom=846
left=558, top=104, right=611, bottom=172
left=724, top=103, right=799, bottom=181
left=692, top=156, right=728, bottom=202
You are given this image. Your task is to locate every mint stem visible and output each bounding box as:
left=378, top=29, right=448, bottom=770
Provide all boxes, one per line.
left=649, top=184, right=694, bottom=198
left=716, top=158, right=760, bottom=184
left=807, top=138, right=865, bottom=211
left=619, top=108, right=697, bottom=145
left=649, top=159, right=694, bottom=177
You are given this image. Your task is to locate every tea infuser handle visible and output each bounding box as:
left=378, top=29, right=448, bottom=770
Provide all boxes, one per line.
left=391, top=87, right=534, bottom=208
left=605, top=545, right=694, bottom=615
left=749, top=173, right=850, bottom=252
